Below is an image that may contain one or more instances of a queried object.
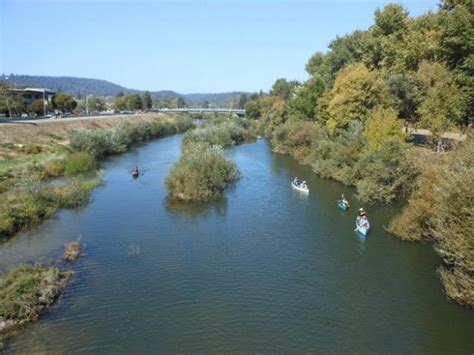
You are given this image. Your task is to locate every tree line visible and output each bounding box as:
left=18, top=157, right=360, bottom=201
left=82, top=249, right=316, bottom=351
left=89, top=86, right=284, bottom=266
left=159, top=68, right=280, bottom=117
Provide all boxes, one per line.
left=245, top=1, right=472, bottom=146
left=243, top=0, right=473, bottom=306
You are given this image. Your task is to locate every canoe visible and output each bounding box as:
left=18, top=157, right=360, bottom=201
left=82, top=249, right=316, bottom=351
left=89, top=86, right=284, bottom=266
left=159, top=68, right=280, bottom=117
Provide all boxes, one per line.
left=355, top=220, right=370, bottom=236
left=338, top=200, right=349, bottom=211
left=291, top=181, right=309, bottom=193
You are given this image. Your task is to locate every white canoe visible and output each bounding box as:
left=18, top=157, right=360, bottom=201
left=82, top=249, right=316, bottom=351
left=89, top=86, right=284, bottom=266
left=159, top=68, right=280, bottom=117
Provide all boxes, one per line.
left=291, top=181, right=309, bottom=193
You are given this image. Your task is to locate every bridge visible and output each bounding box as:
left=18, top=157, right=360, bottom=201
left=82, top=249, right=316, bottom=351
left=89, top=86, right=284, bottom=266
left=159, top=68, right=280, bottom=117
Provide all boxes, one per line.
left=152, top=108, right=246, bottom=116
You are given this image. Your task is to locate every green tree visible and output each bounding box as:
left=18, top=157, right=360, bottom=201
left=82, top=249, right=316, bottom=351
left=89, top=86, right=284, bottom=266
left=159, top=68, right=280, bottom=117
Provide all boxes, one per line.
left=270, top=78, right=299, bottom=101
left=114, top=95, right=126, bottom=111
left=202, top=100, right=210, bottom=109
left=0, top=82, right=25, bottom=117
left=320, top=64, right=390, bottom=133
left=177, top=97, right=186, bottom=108
left=143, top=91, right=153, bottom=110
left=82, top=96, right=106, bottom=113
left=386, top=73, right=418, bottom=121
left=287, top=81, right=322, bottom=121
left=440, top=3, right=473, bottom=69
left=238, top=93, right=248, bottom=109
left=53, top=92, right=77, bottom=113
left=28, top=99, right=50, bottom=116
left=374, top=4, right=409, bottom=36
left=244, top=99, right=261, bottom=119
left=365, top=107, right=406, bottom=151
left=125, top=94, right=143, bottom=111
left=415, top=61, right=467, bottom=150
left=259, top=96, right=287, bottom=132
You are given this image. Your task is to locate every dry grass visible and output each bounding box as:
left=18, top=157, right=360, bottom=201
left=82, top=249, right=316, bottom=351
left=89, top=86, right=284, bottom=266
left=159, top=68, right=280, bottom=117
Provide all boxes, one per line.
left=0, top=265, right=73, bottom=336
left=0, top=113, right=168, bottom=149
left=63, top=241, right=82, bottom=261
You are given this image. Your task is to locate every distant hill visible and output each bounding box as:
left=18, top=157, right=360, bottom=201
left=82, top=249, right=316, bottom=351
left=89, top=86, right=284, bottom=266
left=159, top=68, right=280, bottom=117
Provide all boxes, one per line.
left=0, top=74, right=248, bottom=104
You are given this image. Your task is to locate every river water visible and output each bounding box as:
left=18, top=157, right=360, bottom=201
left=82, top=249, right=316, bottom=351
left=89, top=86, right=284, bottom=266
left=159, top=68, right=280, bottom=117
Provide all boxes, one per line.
left=2, top=135, right=473, bottom=353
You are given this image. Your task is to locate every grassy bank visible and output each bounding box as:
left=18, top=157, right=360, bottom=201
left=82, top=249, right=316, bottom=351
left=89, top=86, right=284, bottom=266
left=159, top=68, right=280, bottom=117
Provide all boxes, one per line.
left=0, top=176, right=101, bottom=240
left=0, top=114, right=195, bottom=241
left=0, top=265, right=73, bottom=339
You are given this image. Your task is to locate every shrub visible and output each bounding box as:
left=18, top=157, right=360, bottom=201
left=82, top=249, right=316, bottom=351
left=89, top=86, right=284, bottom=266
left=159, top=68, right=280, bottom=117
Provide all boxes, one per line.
left=355, top=138, right=418, bottom=204
left=389, top=136, right=474, bottom=306
left=63, top=241, right=81, bottom=261
left=0, top=177, right=101, bottom=240
left=64, top=152, right=97, bottom=175
left=310, top=122, right=366, bottom=185
left=166, top=144, right=239, bottom=201
left=69, top=129, right=112, bottom=157
left=182, top=118, right=256, bottom=151
left=69, top=116, right=195, bottom=158
left=41, top=159, right=66, bottom=178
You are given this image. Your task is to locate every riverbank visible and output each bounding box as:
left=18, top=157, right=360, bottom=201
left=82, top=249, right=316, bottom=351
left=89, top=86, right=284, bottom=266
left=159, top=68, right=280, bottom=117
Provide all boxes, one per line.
left=264, top=118, right=473, bottom=307
left=2, top=134, right=473, bottom=353
left=0, top=264, right=73, bottom=345
left=0, top=113, right=195, bottom=241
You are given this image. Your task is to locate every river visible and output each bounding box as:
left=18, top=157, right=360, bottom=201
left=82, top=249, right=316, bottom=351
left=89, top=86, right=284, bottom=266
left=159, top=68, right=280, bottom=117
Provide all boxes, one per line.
left=1, top=134, right=473, bottom=353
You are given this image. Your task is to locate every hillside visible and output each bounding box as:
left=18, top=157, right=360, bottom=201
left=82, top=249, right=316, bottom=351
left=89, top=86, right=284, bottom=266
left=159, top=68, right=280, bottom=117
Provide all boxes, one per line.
left=0, top=74, right=248, bottom=104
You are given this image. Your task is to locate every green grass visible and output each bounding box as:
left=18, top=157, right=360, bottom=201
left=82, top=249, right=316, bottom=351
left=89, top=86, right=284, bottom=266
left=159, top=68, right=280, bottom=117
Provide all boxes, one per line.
left=64, top=152, right=96, bottom=175
left=0, top=176, right=101, bottom=240
left=0, top=265, right=72, bottom=331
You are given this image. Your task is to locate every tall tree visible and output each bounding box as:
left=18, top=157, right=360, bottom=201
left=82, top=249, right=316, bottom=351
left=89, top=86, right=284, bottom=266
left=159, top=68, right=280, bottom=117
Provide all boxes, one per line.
left=177, top=97, right=186, bottom=108
left=374, top=3, right=409, bottom=36
left=270, top=79, right=299, bottom=101
left=53, top=92, right=77, bottom=113
left=238, top=93, right=248, bottom=109
left=143, top=91, right=153, bottom=110
left=319, top=64, right=390, bottom=133
left=126, top=94, right=143, bottom=111
left=0, top=82, right=25, bottom=117
left=415, top=61, right=467, bottom=150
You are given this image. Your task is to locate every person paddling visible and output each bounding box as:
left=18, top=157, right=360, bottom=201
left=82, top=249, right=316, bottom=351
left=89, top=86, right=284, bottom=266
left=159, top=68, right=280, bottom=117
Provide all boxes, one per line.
left=340, top=194, right=350, bottom=209
left=132, top=166, right=139, bottom=177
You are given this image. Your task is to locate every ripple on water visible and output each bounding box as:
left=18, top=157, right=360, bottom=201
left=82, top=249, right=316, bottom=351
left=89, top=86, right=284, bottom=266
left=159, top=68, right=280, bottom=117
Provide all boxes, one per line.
left=3, top=136, right=474, bottom=353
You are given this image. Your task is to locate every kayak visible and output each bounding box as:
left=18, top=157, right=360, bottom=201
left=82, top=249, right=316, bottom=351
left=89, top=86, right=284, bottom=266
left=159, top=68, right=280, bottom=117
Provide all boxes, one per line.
left=291, top=181, right=309, bottom=193
left=355, top=220, right=370, bottom=236
left=338, top=200, right=349, bottom=211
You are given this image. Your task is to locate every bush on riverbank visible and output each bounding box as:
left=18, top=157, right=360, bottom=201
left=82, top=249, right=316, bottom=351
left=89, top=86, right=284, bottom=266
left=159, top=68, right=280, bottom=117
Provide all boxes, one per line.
left=269, top=119, right=417, bottom=204
left=63, top=241, right=82, bottom=261
left=389, top=136, right=474, bottom=306
left=41, top=159, right=66, bottom=179
left=69, top=116, right=194, bottom=158
left=0, top=176, right=101, bottom=240
left=64, top=152, right=97, bottom=175
left=166, top=143, right=239, bottom=201
left=182, top=118, right=259, bottom=151
left=0, top=265, right=73, bottom=336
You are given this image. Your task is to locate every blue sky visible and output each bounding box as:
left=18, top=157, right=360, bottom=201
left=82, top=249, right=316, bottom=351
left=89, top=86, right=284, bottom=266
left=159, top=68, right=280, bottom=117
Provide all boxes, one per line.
left=1, top=0, right=438, bottom=93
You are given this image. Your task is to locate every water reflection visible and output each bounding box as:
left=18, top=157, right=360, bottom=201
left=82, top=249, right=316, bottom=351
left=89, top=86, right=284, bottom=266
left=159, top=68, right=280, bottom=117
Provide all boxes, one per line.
left=165, top=197, right=228, bottom=220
